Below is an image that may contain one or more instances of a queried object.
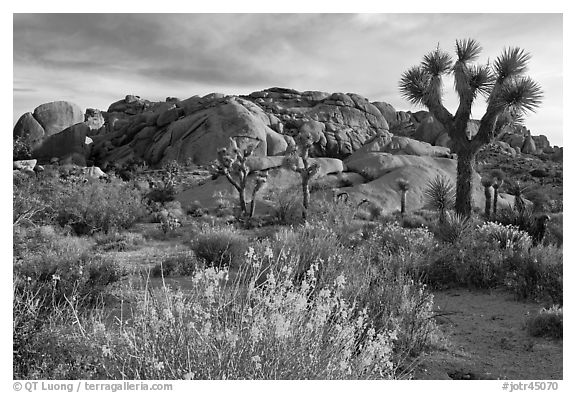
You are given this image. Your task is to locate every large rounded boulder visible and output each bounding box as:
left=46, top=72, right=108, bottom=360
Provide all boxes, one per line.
left=13, top=112, right=45, bottom=149
left=32, top=101, right=84, bottom=137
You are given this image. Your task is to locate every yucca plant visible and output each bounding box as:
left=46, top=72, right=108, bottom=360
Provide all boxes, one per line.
left=508, top=180, right=529, bottom=214
left=481, top=177, right=494, bottom=219
left=400, top=40, right=543, bottom=217
left=424, top=175, right=455, bottom=223
left=436, top=211, right=473, bottom=244
left=397, top=178, right=410, bottom=216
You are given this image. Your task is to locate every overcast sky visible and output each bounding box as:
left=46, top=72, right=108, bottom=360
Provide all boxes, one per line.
left=13, top=13, right=563, bottom=145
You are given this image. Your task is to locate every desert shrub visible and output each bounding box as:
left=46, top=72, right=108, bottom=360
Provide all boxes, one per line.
left=504, top=246, right=563, bottom=304
left=525, top=189, right=552, bottom=213
left=433, top=211, right=473, bottom=244
left=13, top=136, right=33, bottom=160
left=27, top=176, right=146, bottom=234
left=493, top=205, right=536, bottom=234
left=365, top=221, right=436, bottom=256
left=544, top=214, right=563, bottom=247
left=14, top=226, right=127, bottom=308
left=269, top=222, right=354, bottom=288
left=184, top=200, right=207, bottom=217
left=525, top=305, right=562, bottom=339
left=420, top=240, right=508, bottom=289
left=477, top=221, right=532, bottom=252
left=13, top=173, right=58, bottom=226
left=87, top=261, right=400, bottom=379
left=151, top=251, right=199, bottom=277
left=271, top=189, right=301, bottom=225
left=309, top=195, right=357, bottom=229
left=93, top=231, right=145, bottom=252
left=401, top=213, right=429, bottom=229
left=191, top=227, right=249, bottom=269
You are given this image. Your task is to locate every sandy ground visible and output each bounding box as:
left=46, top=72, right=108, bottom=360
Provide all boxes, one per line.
left=413, top=289, right=562, bottom=380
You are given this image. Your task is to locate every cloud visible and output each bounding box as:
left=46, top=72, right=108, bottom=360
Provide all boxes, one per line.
left=13, top=13, right=563, bottom=145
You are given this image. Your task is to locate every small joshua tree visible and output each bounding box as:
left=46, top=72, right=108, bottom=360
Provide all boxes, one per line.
left=397, top=178, right=410, bottom=216
left=481, top=177, right=494, bottom=219
left=491, top=169, right=506, bottom=216
left=212, top=138, right=268, bottom=219
left=424, top=175, right=455, bottom=224
left=283, top=132, right=320, bottom=222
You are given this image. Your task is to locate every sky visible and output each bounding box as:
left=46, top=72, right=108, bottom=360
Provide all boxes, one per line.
left=13, top=13, right=563, bottom=145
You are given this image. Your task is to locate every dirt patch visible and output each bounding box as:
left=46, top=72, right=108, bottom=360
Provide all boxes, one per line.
left=413, top=289, right=562, bottom=380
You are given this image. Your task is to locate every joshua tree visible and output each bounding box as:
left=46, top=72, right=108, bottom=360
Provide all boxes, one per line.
left=424, top=175, right=455, bottom=224
left=491, top=169, right=505, bottom=216
left=397, top=178, right=410, bottom=216
left=283, top=132, right=320, bottom=222
left=212, top=138, right=268, bottom=219
left=399, top=39, right=542, bottom=217
left=481, top=177, right=494, bottom=219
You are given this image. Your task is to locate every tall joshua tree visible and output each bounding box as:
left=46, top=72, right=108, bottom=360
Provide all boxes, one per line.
left=400, top=39, right=542, bottom=217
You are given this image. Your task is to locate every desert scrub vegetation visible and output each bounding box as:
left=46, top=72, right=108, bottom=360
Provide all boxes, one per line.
left=13, top=161, right=562, bottom=379
left=13, top=215, right=441, bottom=379
left=13, top=169, right=146, bottom=234
left=525, top=305, right=562, bottom=339
left=190, top=225, right=249, bottom=269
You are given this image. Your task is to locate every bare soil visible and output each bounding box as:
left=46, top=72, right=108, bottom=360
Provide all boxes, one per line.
left=413, top=289, right=562, bottom=380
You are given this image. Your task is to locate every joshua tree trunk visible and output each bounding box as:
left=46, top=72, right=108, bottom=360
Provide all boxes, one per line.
left=400, top=191, right=406, bottom=216
left=484, top=187, right=492, bottom=220
left=238, top=187, right=247, bottom=216
left=455, top=148, right=477, bottom=217
left=301, top=175, right=310, bottom=221
left=493, top=185, right=499, bottom=217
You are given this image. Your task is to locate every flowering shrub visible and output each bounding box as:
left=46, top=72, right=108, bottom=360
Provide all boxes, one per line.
left=477, top=221, right=532, bottom=252
left=364, top=222, right=437, bottom=255
left=90, top=255, right=399, bottom=379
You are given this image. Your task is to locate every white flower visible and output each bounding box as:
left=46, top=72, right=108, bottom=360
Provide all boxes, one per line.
left=335, top=274, right=347, bottom=288
left=246, top=247, right=255, bottom=260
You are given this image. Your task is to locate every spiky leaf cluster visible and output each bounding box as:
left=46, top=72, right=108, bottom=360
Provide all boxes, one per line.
left=424, top=175, right=455, bottom=212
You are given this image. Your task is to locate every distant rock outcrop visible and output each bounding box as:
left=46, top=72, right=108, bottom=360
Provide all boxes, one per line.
left=89, top=88, right=392, bottom=166
left=521, top=135, right=538, bottom=155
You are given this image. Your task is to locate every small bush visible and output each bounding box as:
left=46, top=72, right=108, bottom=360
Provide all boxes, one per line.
left=504, top=246, right=562, bottom=304
left=39, top=177, right=146, bottom=234
left=421, top=241, right=507, bottom=289
left=272, top=190, right=301, bottom=225
left=191, top=227, right=249, bottom=269
left=151, top=251, right=199, bottom=277
left=93, top=231, right=145, bottom=252
left=526, top=305, right=562, bottom=339
left=401, top=213, right=429, bottom=229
